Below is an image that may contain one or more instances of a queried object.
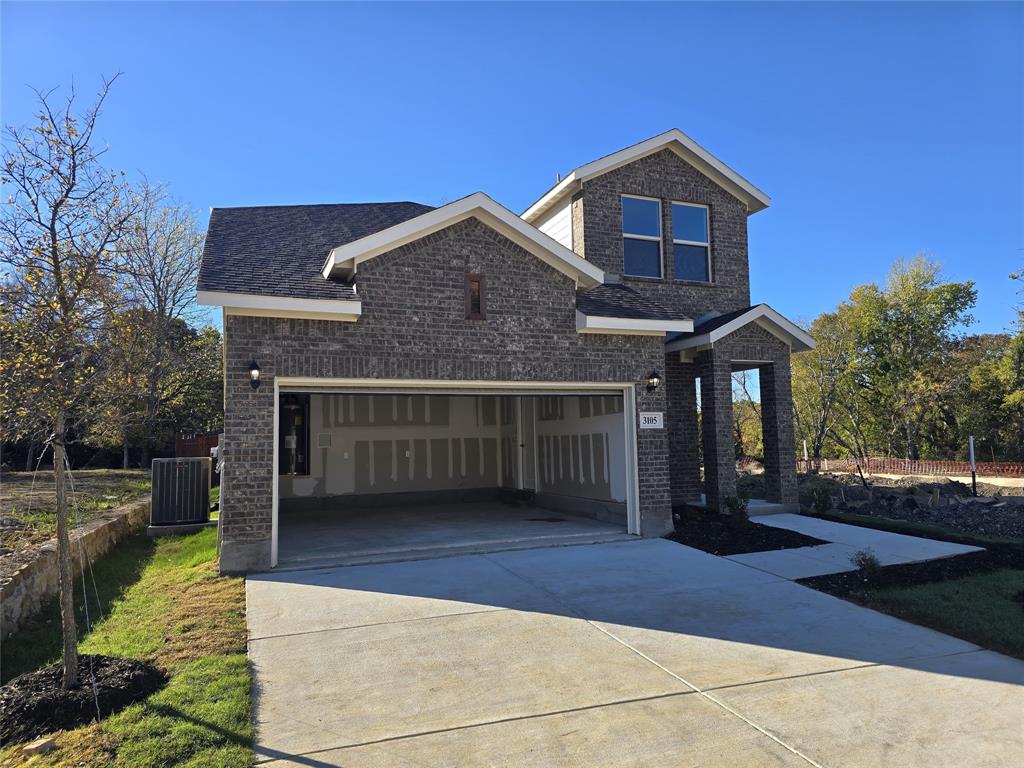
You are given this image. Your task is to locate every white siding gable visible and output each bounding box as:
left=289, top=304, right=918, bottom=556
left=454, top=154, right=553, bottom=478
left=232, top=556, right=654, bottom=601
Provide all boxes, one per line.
left=534, top=198, right=573, bottom=250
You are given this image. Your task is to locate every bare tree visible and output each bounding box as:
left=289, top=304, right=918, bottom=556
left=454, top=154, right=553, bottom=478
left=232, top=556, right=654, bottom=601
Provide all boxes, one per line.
left=0, top=75, right=136, bottom=688
left=117, top=181, right=205, bottom=463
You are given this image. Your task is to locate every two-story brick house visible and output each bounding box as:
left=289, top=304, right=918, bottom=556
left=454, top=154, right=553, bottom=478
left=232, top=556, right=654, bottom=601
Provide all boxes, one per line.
left=198, top=129, right=814, bottom=572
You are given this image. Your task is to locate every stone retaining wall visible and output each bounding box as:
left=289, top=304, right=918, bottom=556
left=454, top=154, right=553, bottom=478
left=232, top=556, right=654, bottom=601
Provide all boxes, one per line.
left=1, top=498, right=150, bottom=640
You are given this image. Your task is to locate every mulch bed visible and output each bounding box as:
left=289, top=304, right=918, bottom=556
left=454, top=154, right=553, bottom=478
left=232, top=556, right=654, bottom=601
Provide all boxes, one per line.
left=0, top=654, right=166, bottom=745
left=667, top=506, right=826, bottom=556
left=798, top=547, right=1023, bottom=599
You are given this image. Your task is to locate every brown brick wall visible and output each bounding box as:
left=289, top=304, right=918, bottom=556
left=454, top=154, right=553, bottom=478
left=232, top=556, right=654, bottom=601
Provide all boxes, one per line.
left=576, top=148, right=750, bottom=318
left=665, top=354, right=701, bottom=505
left=696, top=324, right=797, bottom=512
left=220, top=217, right=673, bottom=571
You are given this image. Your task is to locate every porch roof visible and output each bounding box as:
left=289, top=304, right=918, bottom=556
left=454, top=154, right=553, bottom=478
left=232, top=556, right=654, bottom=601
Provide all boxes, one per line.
left=664, top=304, right=815, bottom=354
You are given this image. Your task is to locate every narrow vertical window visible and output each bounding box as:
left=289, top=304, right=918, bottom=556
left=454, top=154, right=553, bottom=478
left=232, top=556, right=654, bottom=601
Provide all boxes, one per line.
left=621, top=195, right=662, bottom=278
left=672, top=202, right=711, bottom=282
left=465, top=273, right=486, bottom=319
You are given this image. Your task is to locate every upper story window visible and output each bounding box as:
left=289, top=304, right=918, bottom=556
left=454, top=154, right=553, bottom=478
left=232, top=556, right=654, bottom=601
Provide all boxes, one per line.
left=465, top=273, right=486, bottom=319
left=672, top=202, right=711, bottom=282
left=621, top=195, right=662, bottom=278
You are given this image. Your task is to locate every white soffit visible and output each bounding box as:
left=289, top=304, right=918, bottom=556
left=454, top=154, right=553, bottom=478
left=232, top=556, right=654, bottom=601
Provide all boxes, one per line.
left=576, top=311, right=694, bottom=337
left=522, top=128, right=771, bottom=223
left=665, top=305, right=815, bottom=354
left=197, top=290, right=362, bottom=322
left=322, top=192, right=604, bottom=289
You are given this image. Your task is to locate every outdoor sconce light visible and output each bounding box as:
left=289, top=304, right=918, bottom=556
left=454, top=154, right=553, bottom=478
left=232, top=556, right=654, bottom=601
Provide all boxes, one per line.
left=645, top=371, right=662, bottom=392
left=249, top=361, right=261, bottom=390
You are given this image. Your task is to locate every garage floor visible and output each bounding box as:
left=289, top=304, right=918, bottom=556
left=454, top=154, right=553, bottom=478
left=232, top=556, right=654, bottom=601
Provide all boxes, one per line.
left=275, top=501, right=630, bottom=570
left=247, top=538, right=1024, bottom=767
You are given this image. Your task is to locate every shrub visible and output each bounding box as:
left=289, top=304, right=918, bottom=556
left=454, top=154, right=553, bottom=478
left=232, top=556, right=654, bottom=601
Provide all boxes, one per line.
left=724, top=495, right=749, bottom=524
left=850, top=549, right=882, bottom=576
left=812, top=486, right=833, bottom=514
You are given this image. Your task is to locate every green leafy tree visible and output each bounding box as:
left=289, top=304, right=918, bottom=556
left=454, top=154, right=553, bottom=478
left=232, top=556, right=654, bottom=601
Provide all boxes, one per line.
left=846, top=256, right=976, bottom=459
left=0, top=76, right=136, bottom=688
left=792, top=308, right=856, bottom=462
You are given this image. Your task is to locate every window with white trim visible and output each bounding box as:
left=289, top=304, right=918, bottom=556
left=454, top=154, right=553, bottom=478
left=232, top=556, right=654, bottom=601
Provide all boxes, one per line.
left=621, top=195, right=662, bottom=278
left=672, top=202, right=711, bottom=282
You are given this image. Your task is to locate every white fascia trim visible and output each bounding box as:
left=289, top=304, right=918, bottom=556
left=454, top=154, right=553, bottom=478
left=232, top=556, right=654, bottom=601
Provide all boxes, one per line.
left=576, top=311, right=694, bottom=336
left=522, top=128, right=771, bottom=222
left=665, top=305, right=815, bottom=353
left=197, top=290, right=362, bottom=321
left=322, top=192, right=604, bottom=288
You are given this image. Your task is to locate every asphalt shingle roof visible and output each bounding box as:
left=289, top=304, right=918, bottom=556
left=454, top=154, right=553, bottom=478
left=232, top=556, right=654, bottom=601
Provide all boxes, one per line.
left=197, top=201, right=435, bottom=299
left=575, top=283, right=692, bottom=321
left=664, top=304, right=763, bottom=344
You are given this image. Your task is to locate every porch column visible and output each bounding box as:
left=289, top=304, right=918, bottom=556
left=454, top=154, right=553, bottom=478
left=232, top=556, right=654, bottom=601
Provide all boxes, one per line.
left=760, top=356, right=799, bottom=507
left=697, top=349, right=736, bottom=511
left=665, top=354, right=701, bottom=506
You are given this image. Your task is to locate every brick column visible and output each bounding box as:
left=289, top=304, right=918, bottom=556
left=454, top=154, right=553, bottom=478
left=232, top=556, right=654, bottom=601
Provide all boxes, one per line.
left=760, top=357, right=798, bottom=508
left=635, top=380, right=674, bottom=537
left=665, top=354, right=701, bottom=506
left=698, top=350, right=736, bottom=511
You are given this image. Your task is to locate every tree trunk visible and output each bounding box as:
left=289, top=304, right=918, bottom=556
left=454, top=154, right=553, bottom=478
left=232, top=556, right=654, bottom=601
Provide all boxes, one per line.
left=122, top=437, right=130, bottom=470
left=25, top=443, right=34, bottom=472
left=53, top=412, right=78, bottom=689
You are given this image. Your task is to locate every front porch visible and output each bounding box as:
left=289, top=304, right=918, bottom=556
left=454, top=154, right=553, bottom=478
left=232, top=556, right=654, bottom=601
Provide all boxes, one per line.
left=664, top=304, right=816, bottom=513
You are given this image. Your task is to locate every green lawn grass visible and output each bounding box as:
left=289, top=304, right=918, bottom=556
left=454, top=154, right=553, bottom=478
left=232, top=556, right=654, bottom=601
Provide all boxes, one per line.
left=0, top=527, right=251, bottom=767
left=856, top=569, right=1024, bottom=659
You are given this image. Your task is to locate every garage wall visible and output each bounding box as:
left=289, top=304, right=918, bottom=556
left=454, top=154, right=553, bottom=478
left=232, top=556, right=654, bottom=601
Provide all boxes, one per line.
left=534, top=395, right=626, bottom=502
left=280, top=394, right=506, bottom=499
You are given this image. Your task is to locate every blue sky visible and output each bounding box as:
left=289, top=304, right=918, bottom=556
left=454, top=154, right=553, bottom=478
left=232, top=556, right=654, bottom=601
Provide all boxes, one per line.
left=3, top=2, right=1021, bottom=333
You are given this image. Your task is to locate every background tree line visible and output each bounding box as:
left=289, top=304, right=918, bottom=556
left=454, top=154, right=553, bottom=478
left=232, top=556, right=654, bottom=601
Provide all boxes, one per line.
left=765, top=256, right=1022, bottom=464
left=1, top=77, right=222, bottom=475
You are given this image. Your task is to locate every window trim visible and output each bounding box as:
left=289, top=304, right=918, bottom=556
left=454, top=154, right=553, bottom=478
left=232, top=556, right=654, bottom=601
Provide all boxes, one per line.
left=671, top=201, right=712, bottom=283
left=621, top=194, right=663, bottom=279
left=465, top=273, right=486, bottom=320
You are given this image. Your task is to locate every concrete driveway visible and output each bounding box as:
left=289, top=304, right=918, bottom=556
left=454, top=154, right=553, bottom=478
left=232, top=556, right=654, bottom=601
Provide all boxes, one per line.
left=247, top=539, right=1024, bottom=767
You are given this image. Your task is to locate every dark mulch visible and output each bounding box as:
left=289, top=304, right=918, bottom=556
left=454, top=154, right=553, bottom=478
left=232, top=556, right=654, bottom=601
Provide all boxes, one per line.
left=0, top=654, right=166, bottom=745
left=798, top=548, right=1023, bottom=598
left=667, top=506, right=826, bottom=556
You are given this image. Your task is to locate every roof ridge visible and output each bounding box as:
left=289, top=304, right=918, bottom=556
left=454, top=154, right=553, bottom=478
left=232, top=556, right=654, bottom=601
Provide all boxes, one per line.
left=211, top=201, right=433, bottom=212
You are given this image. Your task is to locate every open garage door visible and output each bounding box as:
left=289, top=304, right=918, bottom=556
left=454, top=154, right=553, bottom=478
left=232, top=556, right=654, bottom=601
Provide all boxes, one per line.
left=271, top=382, right=639, bottom=569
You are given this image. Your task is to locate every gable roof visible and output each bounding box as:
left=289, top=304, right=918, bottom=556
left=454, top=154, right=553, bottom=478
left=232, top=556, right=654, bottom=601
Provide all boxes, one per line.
left=321, top=192, right=604, bottom=288
left=522, top=129, right=771, bottom=224
left=665, top=304, right=815, bottom=353
left=198, top=201, right=433, bottom=300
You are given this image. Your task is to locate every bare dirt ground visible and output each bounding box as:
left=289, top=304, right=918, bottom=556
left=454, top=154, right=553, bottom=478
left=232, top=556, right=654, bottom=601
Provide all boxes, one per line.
left=737, top=470, right=1024, bottom=540
left=0, top=469, right=151, bottom=555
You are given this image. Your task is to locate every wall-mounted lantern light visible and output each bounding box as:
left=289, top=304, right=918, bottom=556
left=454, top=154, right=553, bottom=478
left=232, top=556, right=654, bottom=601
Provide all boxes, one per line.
left=249, top=360, right=261, bottom=390
left=645, top=371, right=662, bottom=392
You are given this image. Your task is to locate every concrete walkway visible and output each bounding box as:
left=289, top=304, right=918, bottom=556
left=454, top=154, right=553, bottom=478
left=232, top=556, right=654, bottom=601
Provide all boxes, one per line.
left=729, top=513, right=983, bottom=579
left=246, top=539, right=1023, bottom=767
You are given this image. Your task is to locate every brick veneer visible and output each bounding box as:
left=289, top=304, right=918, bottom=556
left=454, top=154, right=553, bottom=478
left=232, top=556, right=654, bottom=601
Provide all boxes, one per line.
left=575, top=148, right=750, bottom=319
left=665, top=354, right=701, bottom=505
left=220, top=217, right=673, bottom=572
left=696, top=324, right=798, bottom=512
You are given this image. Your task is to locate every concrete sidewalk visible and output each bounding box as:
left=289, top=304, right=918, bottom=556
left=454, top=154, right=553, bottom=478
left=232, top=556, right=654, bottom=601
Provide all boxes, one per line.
left=247, top=539, right=1023, bottom=767
left=729, top=513, right=982, bottom=579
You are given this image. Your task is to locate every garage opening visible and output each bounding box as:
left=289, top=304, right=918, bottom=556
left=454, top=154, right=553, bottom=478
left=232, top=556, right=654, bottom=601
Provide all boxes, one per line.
left=274, top=390, right=635, bottom=569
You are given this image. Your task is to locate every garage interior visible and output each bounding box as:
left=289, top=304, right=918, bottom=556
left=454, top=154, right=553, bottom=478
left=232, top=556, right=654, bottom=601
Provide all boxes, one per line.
left=275, top=391, right=634, bottom=569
